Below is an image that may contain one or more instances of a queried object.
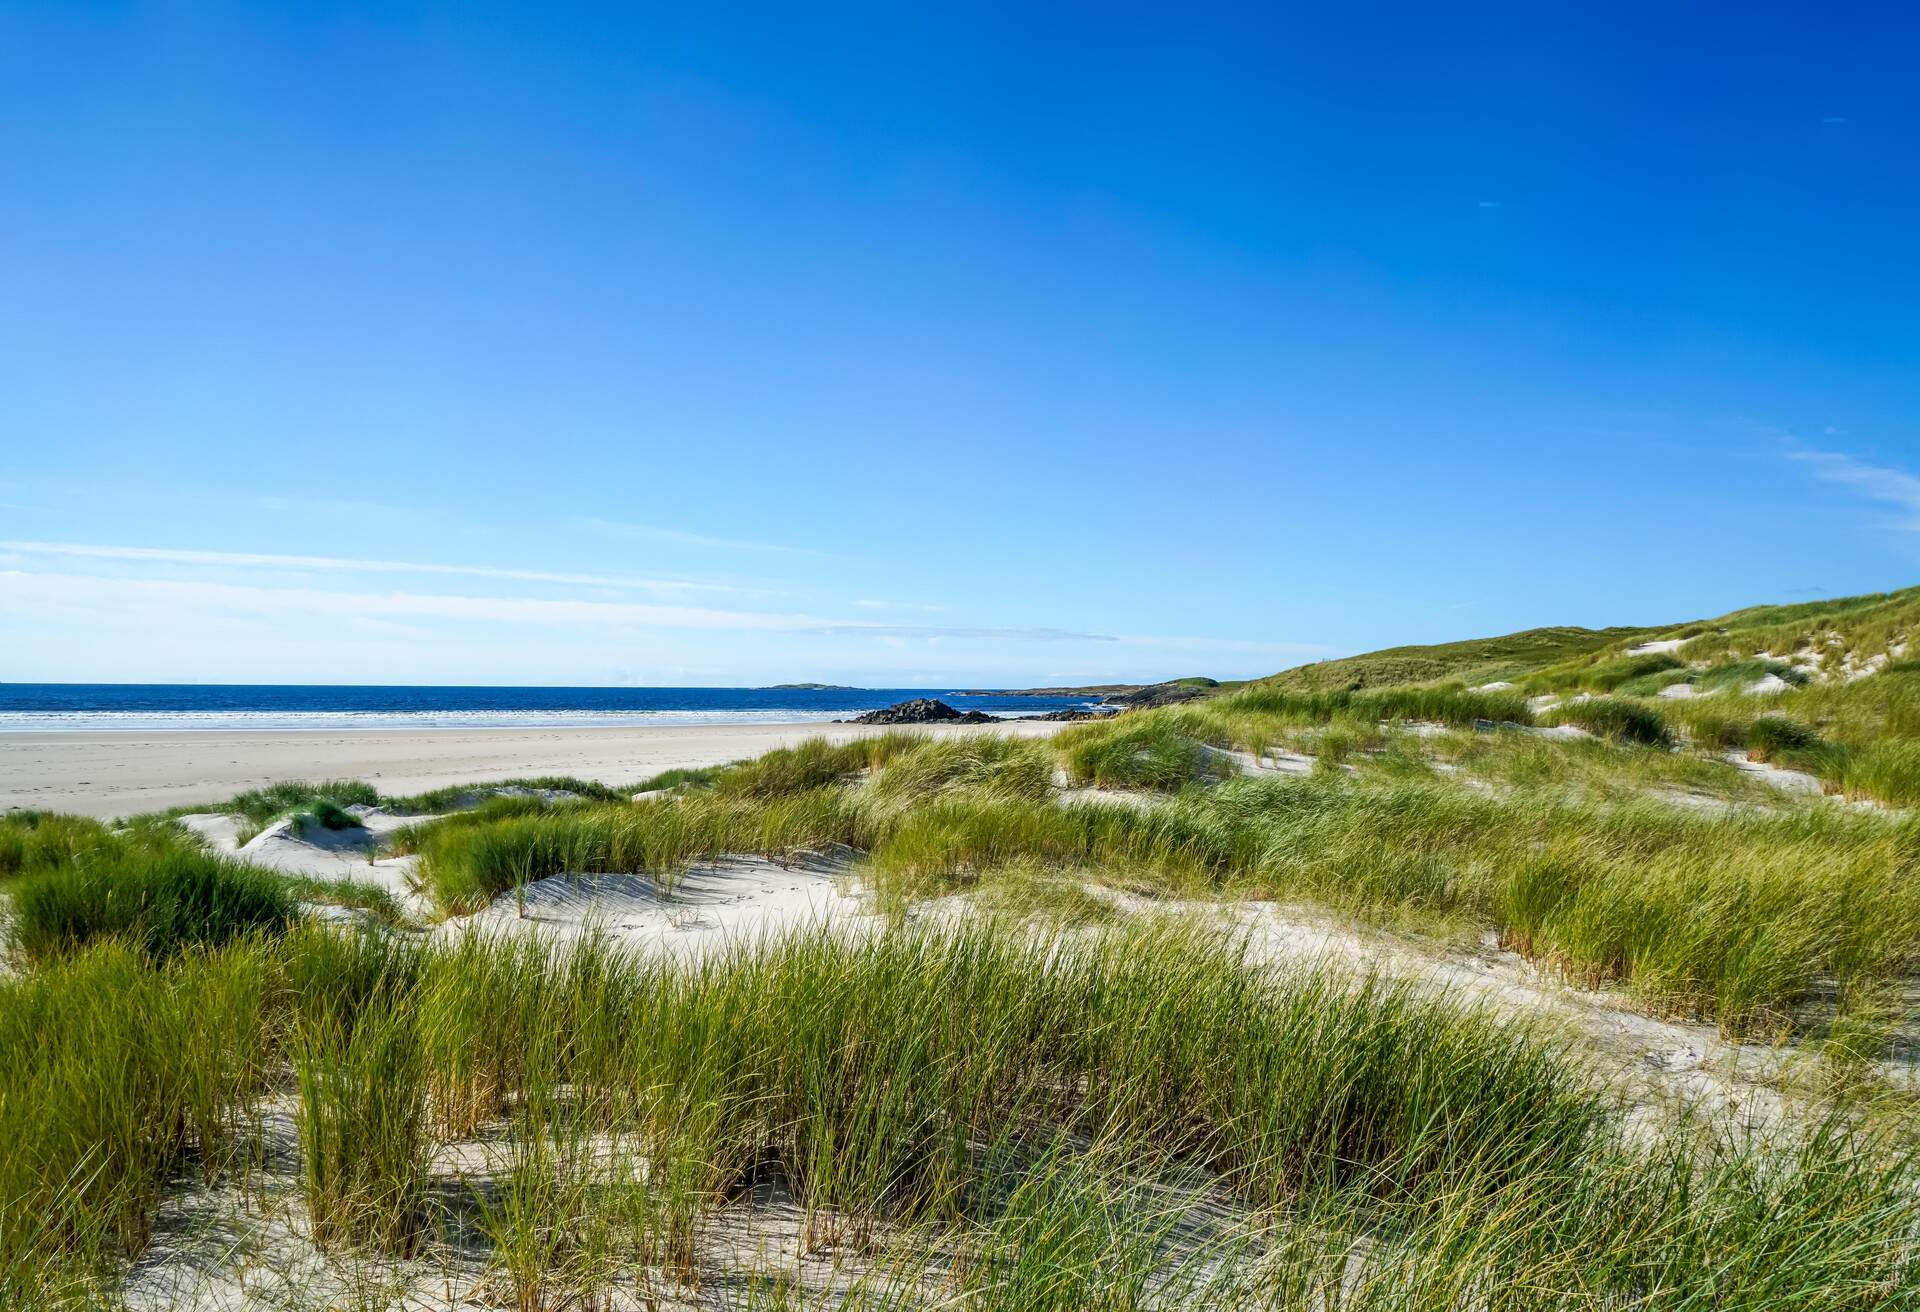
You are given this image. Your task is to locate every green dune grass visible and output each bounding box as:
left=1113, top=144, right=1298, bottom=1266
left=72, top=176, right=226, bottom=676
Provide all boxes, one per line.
left=5, top=583, right=1920, bottom=1304
left=3, top=921, right=1913, bottom=1307
left=8, top=847, right=297, bottom=964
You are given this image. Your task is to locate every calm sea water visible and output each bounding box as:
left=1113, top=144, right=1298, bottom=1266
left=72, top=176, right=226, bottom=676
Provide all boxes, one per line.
left=0, top=684, right=1095, bottom=732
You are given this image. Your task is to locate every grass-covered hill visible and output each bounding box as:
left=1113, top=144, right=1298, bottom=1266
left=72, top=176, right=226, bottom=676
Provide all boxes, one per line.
left=1261, top=624, right=1657, bottom=692
left=1098, top=583, right=1919, bottom=809
left=1264, top=583, right=1920, bottom=694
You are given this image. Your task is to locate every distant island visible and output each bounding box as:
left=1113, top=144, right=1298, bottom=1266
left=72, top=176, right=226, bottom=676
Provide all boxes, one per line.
left=762, top=682, right=864, bottom=691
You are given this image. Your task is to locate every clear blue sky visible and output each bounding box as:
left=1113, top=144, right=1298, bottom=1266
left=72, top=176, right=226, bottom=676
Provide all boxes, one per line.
left=3, top=2, right=1917, bottom=686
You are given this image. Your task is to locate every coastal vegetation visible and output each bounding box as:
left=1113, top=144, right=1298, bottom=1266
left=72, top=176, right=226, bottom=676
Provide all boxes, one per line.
left=123, top=775, right=631, bottom=841
left=1258, top=624, right=1654, bottom=693
left=2, top=583, right=1918, bottom=1305
left=394, top=754, right=1916, bottom=1036
left=3, top=920, right=1914, bottom=1308
left=1539, top=695, right=1674, bottom=745
left=9, top=846, right=296, bottom=964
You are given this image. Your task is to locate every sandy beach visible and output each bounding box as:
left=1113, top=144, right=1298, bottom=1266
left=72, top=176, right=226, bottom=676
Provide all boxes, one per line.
left=0, top=719, right=1066, bottom=819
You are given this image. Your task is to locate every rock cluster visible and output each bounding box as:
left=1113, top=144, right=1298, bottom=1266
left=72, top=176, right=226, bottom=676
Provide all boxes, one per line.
left=842, top=698, right=1000, bottom=725
left=1100, top=681, right=1208, bottom=709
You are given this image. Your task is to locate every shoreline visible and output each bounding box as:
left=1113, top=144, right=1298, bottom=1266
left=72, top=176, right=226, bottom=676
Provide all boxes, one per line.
left=0, top=714, right=1067, bottom=734
left=0, top=719, right=1068, bottom=820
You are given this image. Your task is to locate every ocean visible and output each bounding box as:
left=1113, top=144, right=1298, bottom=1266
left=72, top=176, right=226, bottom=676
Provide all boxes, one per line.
left=0, top=684, right=1097, bottom=733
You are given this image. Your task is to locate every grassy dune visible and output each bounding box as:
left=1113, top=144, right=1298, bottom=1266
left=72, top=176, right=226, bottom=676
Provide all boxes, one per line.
left=1678, top=585, right=1920, bottom=674
left=5, top=585, right=1919, bottom=1305
left=1261, top=624, right=1655, bottom=692
left=4, top=922, right=1913, bottom=1307
left=383, top=731, right=1920, bottom=1036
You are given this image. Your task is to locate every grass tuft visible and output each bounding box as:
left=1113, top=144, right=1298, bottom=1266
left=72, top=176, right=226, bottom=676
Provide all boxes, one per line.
left=293, top=1003, right=431, bottom=1255
left=1054, top=715, right=1229, bottom=791
left=8, top=847, right=297, bottom=964
left=1745, top=712, right=1822, bottom=762
left=1542, top=696, right=1674, bottom=746
left=293, top=798, right=365, bottom=834
left=213, top=779, right=381, bottom=828
left=0, top=811, right=126, bottom=880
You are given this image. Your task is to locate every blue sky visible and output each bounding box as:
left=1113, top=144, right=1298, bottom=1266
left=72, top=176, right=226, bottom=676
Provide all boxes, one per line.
left=3, top=2, right=1917, bottom=687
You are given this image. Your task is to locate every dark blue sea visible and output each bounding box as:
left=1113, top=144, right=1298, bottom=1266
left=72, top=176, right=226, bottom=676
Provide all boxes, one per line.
left=0, top=684, right=1097, bottom=732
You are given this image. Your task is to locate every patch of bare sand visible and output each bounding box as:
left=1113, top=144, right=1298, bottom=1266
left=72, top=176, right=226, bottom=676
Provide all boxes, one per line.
left=124, top=1091, right=935, bottom=1312
left=1199, top=744, right=1318, bottom=776
left=442, top=849, right=861, bottom=956
left=181, top=804, right=435, bottom=917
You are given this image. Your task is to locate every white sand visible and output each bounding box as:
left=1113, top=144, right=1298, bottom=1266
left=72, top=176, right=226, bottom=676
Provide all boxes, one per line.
left=0, top=720, right=1065, bottom=819
left=1721, top=749, right=1827, bottom=798
left=446, top=851, right=859, bottom=956
left=1627, top=637, right=1685, bottom=655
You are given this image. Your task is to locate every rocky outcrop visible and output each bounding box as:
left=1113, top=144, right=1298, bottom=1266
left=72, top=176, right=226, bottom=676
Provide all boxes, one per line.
left=1029, top=707, right=1118, bottom=722
left=843, top=698, right=1001, bottom=725
left=1100, top=681, right=1209, bottom=709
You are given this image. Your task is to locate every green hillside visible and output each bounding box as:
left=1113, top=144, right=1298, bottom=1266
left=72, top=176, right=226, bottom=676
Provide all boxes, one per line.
left=1262, top=584, right=1920, bottom=693
left=1261, top=624, right=1658, bottom=692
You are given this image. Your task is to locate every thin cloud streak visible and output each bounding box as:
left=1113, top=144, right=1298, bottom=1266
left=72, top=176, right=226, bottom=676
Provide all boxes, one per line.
left=0, top=570, right=1318, bottom=652
left=0, top=572, right=1116, bottom=644
left=1113, top=633, right=1342, bottom=656
left=0, top=571, right=821, bottom=631
left=579, top=518, right=842, bottom=559
left=1786, top=447, right=1920, bottom=529
left=808, top=622, right=1116, bottom=642
left=0, top=540, right=736, bottom=595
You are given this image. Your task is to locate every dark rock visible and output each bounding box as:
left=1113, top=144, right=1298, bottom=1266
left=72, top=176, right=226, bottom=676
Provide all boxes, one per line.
left=843, top=698, right=1001, bottom=725
left=1100, top=682, right=1209, bottom=709
left=1029, top=708, right=1119, bottom=722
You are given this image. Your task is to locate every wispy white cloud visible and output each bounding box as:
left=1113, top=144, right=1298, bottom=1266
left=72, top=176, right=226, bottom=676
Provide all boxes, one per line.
left=1113, top=633, right=1342, bottom=656
left=0, top=570, right=814, bottom=631
left=810, top=621, right=1115, bottom=642
left=0, top=571, right=1118, bottom=644
left=851, top=598, right=949, bottom=614
left=0, top=540, right=735, bottom=594
left=578, top=518, right=839, bottom=559
left=0, top=544, right=1332, bottom=667
left=1785, top=447, right=1920, bottom=529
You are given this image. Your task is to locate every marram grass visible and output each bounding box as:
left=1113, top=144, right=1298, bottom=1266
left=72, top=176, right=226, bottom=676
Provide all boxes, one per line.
left=4, top=921, right=1915, bottom=1308
left=8, top=845, right=297, bottom=963
left=407, top=748, right=1920, bottom=1037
